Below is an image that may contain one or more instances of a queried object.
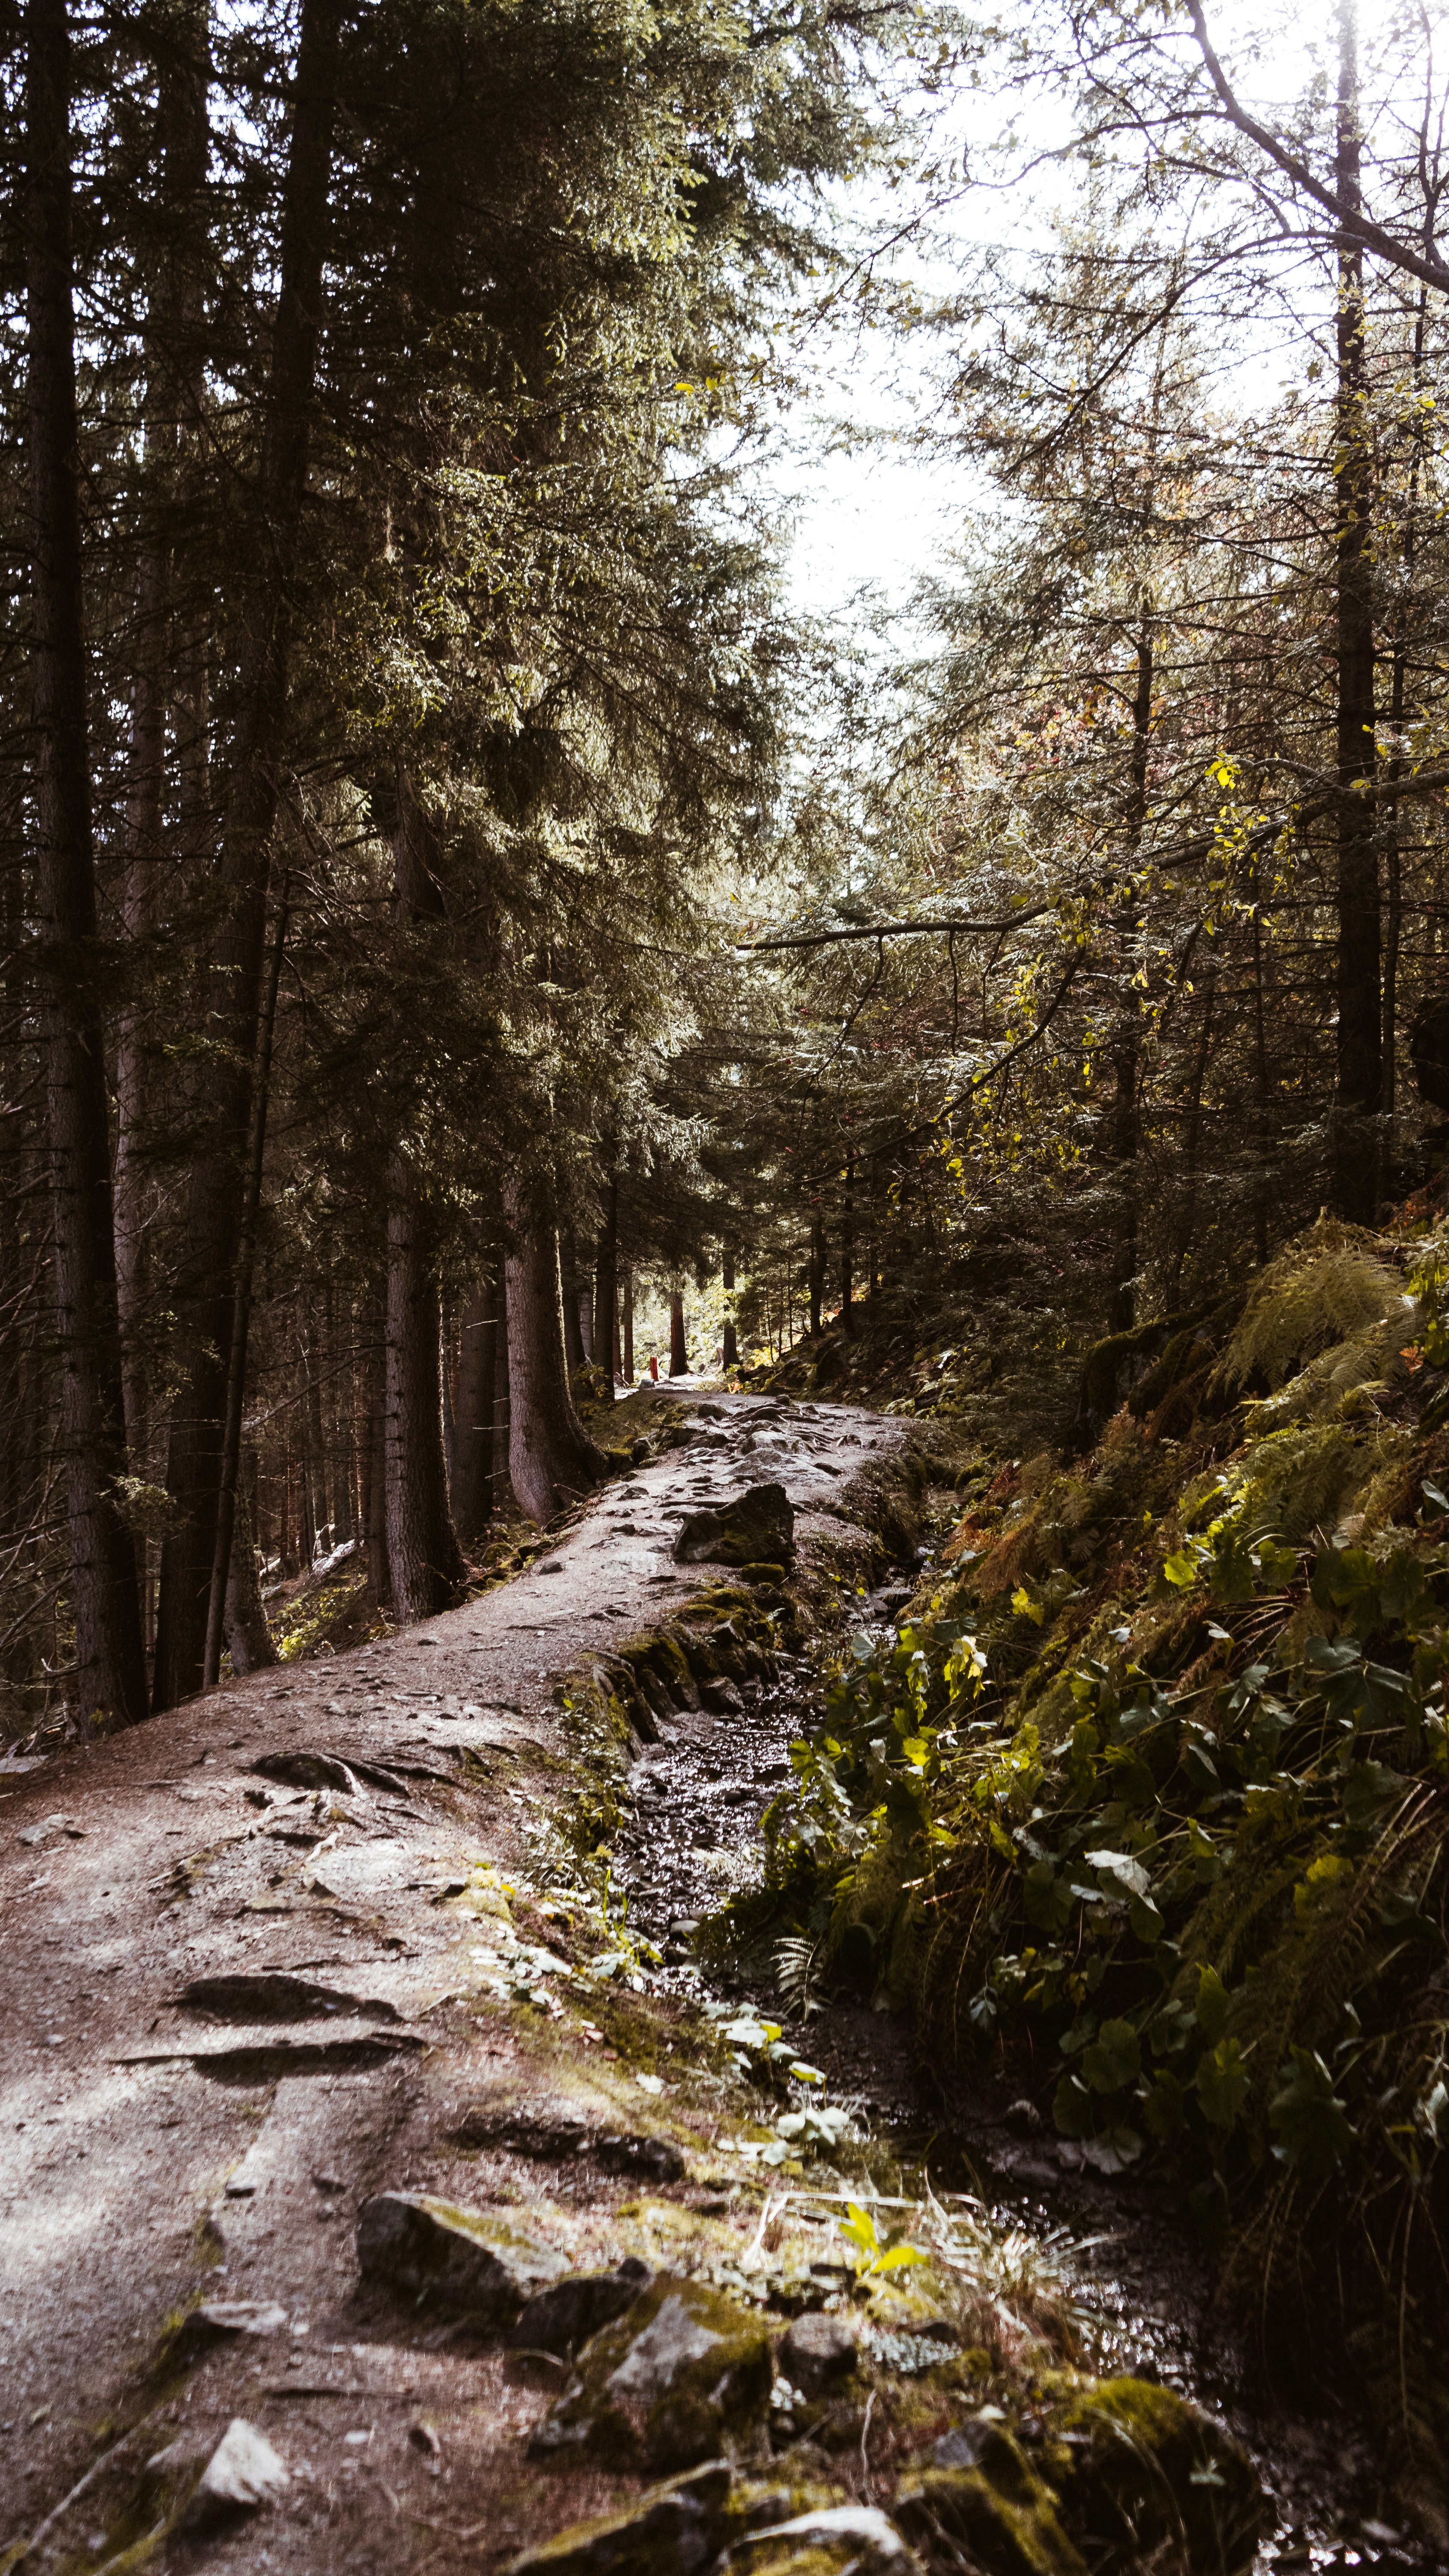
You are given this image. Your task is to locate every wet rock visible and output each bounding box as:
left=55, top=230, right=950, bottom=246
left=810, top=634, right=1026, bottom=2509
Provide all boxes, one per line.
left=894, top=2427, right=1087, bottom=2576
left=1003, top=2100, right=1043, bottom=2137
left=176, top=2300, right=288, bottom=2355
left=177, top=1971, right=402, bottom=2022
left=357, top=2191, right=567, bottom=2321
left=124, top=2026, right=427, bottom=2078
left=700, top=1678, right=746, bottom=1717
left=145, top=2418, right=290, bottom=2530
left=449, top=2099, right=685, bottom=2181
left=597, top=2132, right=686, bottom=2183
left=252, top=1750, right=367, bottom=1795
left=674, top=1485, right=794, bottom=1569
left=192, top=2419, right=290, bottom=2518
left=532, top=2272, right=773, bottom=2470
left=512, top=2259, right=652, bottom=2357
left=506, top=2460, right=736, bottom=2576
left=16, top=1812, right=73, bottom=1847
left=1047, top=2378, right=1265, bottom=2576
left=452, top=2099, right=593, bottom=2157
left=779, top=2313, right=857, bottom=2400
left=931, top=2424, right=991, bottom=2470
left=719, top=2504, right=918, bottom=2576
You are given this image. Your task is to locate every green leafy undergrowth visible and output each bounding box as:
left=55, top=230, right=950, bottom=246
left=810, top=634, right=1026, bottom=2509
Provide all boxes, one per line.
left=745, top=1218, right=1449, bottom=2521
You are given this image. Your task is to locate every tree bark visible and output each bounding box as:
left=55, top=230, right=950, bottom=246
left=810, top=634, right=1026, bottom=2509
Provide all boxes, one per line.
left=153, top=0, right=340, bottom=1709
left=622, top=1265, right=635, bottom=1382
left=505, top=1184, right=603, bottom=1522
left=224, top=1465, right=277, bottom=1673
left=379, top=769, right=464, bottom=1617
left=594, top=1179, right=618, bottom=1400
left=561, top=1229, right=587, bottom=1373
left=721, top=1255, right=736, bottom=1371
left=451, top=1276, right=497, bottom=1539
left=385, top=1151, right=466, bottom=1618
left=669, top=1288, right=688, bottom=1376
left=576, top=1242, right=595, bottom=1363
left=203, top=885, right=288, bottom=1685
left=26, top=0, right=149, bottom=1730
left=808, top=1222, right=824, bottom=1337
left=1381, top=286, right=1427, bottom=1129
left=840, top=1158, right=855, bottom=1331
left=491, top=1268, right=512, bottom=1517
left=113, top=0, right=209, bottom=1494
left=1331, top=0, right=1381, bottom=1221
left=364, top=1318, right=389, bottom=1606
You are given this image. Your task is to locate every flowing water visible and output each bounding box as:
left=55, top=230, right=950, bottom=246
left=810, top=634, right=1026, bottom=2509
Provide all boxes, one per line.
left=609, top=1560, right=1436, bottom=2576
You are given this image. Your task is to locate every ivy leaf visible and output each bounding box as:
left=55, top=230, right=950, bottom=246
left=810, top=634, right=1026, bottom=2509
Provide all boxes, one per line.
left=1269, top=2047, right=1354, bottom=2181
left=1141, top=2069, right=1188, bottom=2141
left=1196, top=2035, right=1250, bottom=2129
left=1079, top=2125, right=1143, bottom=2174
left=1196, top=1964, right=1230, bottom=2043
left=1161, top=1550, right=1200, bottom=1591
left=1081, top=2017, right=1141, bottom=2093
left=1023, top=1856, right=1073, bottom=1936
left=1085, top=1847, right=1151, bottom=1900
left=1342, top=1759, right=1407, bottom=1827
left=1252, top=1539, right=1298, bottom=1589
left=1182, top=1731, right=1221, bottom=1795
left=1053, top=2073, right=1095, bottom=2139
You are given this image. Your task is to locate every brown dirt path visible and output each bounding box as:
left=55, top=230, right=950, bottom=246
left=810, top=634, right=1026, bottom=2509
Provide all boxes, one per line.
left=0, top=1389, right=906, bottom=2574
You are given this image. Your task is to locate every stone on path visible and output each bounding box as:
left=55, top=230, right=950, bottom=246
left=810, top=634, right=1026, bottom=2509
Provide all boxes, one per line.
left=176, top=2299, right=288, bottom=2354
left=506, top=2460, right=736, bottom=2576
left=511, top=2258, right=651, bottom=2358
left=719, top=2505, right=918, bottom=2576
left=531, top=2273, right=772, bottom=2470
left=145, top=2418, right=290, bottom=2530
left=356, top=2191, right=567, bottom=2321
left=178, top=1970, right=402, bottom=2021
left=452, top=2097, right=685, bottom=2180
left=193, top=2419, right=290, bottom=2515
left=673, top=1484, right=794, bottom=1569
left=779, top=2312, right=857, bottom=2399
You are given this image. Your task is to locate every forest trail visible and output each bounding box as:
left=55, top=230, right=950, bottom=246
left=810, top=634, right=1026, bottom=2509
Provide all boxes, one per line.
left=0, top=1388, right=909, bottom=2573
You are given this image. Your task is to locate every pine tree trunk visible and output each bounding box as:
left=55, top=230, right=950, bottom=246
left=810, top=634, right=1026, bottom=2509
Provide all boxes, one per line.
left=721, top=1255, right=736, bottom=1371
left=576, top=1240, right=595, bottom=1362
left=153, top=0, right=340, bottom=1709
left=1331, top=0, right=1381, bottom=1222
left=491, top=1268, right=512, bottom=1517
left=451, top=1276, right=497, bottom=1539
left=594, top=1179, right=618, bottom=1401
left=622, top=1266, right=635, bottom=1382
left=385, top=1151, right=466, bottom=1618
left=379, top=771, right=464, bottom=1616
left=840, top=1158, right=855, bottom=1331
left=561, top=1229, right=587, bottom=1373
left=224, top=1466, right=277, bottom=1673
left=113, top=0, right=208, bottom=1497
left=669, top=1289, right=688, bottom=1376
left=27, top=0, right=149, bottom=1731
left=504, top=1185, right=602, bottom=1522
left=364, top=1322, right=389, bottom=1606
left=809, top=1224, right=823, bottom=1337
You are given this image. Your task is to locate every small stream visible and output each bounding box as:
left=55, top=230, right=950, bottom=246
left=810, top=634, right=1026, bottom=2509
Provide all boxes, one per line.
left=608, top=1561, right=1432, bottom=2576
